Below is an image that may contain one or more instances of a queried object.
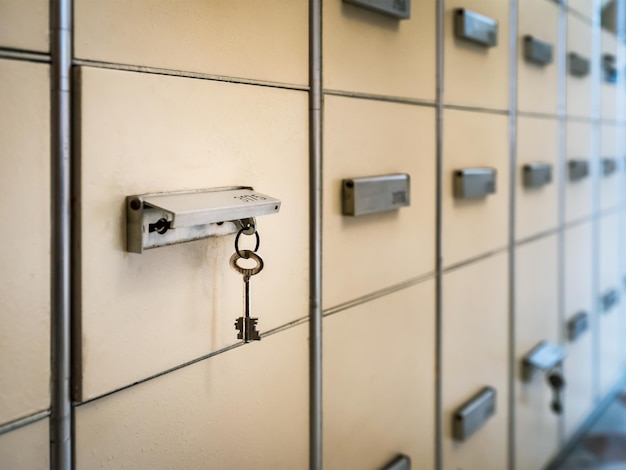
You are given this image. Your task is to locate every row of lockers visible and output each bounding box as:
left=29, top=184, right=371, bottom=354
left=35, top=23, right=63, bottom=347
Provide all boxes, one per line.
left=1, top=0, right=622, bottom=116
left=2, top=53, right=626, bottom=413
left=1, top=0, right=626, bottom=469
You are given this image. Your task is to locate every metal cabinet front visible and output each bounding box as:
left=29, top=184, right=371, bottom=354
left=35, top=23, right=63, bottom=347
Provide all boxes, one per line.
left=323, top=96, right=435, bottom=308
left=0, top=59, right=50, bottom=425
left=517, top=0, right=558, bottom=116
left=514, top=236, right=560, bottom=470
left=76, top=66, right=308, bottom=400
left=0, top=0, right=48, bottom=52
left=442, top=253, right=509, bottom=470
left=599, top=213, right=623, bottom=397
left=74, top=0, right=308, bottom=85
left=600, top=124, right=620, bottom=212
left=323, top=283, right=435, bottom=470
left=565, top=121, right=593, bottom=223
left=516, top=117, right=559, bottom=241
left=563, top=222, right=594, bottom=439
left=442, top=109, right=509, bottom=267
left=324, top=0, right=436, bottom=100
left=567, top=14, right=593, bottom=119
left=444, top=0, right=510, bottom=110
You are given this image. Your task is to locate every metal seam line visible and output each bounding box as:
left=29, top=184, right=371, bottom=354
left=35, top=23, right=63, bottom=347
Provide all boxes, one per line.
left=323, top=272, right=436, bottom=318
left=516, top=228, right=561, bottom=247
left=566, top=6, right=595, bottom=26
left=507, top=0, right=518, bottom=467
left=442, top=103, right=509, bottom=115
left=50, top=0, right=72, bottom=468
left=556, top=0, right=567, bottom=448
left=76, top=342, right=245, bottom=408
left=442, top=247, right=509, bottom=274
left=323, top=90, right=523, bottom=117
left=323, top=88, right=436, bottom=107
left=434, top=0, right=444, bottom=467
left=517, top=110, right=560, bottom=119
left=71, top=59, right=309, bottom=92
left=0, top=410, right=51, bottom=437
left=0, top=48, right=51, bottom=63
left=309, top=0, right=323, bottom=468
left=77, top=316, right=316, bottom=408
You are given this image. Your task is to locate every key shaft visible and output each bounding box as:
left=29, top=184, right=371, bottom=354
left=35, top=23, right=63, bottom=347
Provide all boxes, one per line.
left=244, top=275, right=250, bottom=319
left=231, top=249, right=263, bottom=343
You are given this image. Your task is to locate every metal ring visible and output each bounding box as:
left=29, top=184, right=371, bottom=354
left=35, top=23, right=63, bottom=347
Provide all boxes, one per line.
left=230, top=250, right=264, bottom=277
left=235, top=228, right=260, bottom=256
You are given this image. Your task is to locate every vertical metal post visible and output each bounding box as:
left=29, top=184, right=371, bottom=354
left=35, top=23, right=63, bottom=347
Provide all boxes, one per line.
left=591, top=0, right=602, bottom=405
left=434, top=0, right=444, bottom=468
left=507, top=0, right=518, bottom=468
left=50, top=0, right=72, bottom=468
left=556, top=0, right=567, bottom=448
left=309, top=0, right=323, bottom=469
left=617, top=0, right=626, bottom=379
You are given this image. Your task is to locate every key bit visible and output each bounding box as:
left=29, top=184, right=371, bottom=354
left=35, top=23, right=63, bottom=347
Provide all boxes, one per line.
left=235, top=316, right=261, bottom=343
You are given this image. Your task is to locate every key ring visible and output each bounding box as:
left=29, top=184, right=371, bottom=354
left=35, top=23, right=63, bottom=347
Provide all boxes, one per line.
left=235, top=227, right=260, bottom=257
left=230, top=250, right=264, bottom=277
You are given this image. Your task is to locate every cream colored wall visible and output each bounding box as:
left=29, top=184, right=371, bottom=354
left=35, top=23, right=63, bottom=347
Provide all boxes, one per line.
left=1, top=1, right=626, bottom=470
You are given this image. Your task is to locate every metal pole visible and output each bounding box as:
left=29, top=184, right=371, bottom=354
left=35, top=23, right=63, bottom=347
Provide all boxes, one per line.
left=50, top=0, right=72, bottom=468
left=590, top=0, right=602, bottom=407
left=507, top=0, right=519, bottom=468
left=556, top=0, right=567, bottom=449
left=309, top=0, right=323, bottom=468
left=434, top=0, right=444, bottom=467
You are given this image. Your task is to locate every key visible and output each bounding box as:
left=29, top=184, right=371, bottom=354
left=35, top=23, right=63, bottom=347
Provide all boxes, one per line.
left=230, top=249, right=264, bottom=343
left=547, top=370, right=565, bottom=415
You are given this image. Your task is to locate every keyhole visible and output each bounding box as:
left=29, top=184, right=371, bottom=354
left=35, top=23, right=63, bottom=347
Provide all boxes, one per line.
left=148, top=218, right=171, bottom=235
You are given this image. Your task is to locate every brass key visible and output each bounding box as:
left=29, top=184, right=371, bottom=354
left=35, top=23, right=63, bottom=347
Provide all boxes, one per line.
left=230, top=249, right=264, bottom=343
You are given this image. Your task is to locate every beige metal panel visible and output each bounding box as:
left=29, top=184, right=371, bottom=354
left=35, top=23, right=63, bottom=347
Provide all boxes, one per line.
left=517, top=0, right=559, bottom=116
left=442, top=253, right=509, bottom=470
left=76, top=325, right=308, bottom=469
left=563, top=221, right=594, bottom=439
left=515, top=117, right=559, bottom=241
left=600, top=124, right=619, bottom=212
left=323, top=96, right=436, bottom=308
left=74, top=0, right=307, bottom=86
left=444, top=0, right=510, bottom=110
left=601, top=30, right=618, bottom=121
left=0, top=0, right=48, bottom=52
left=565, top=121, right=593, bottom=223
left=599, top=213, right=620, bottom=294
left=442, top=109, right=509, bottom=268
left=323, top=282, right=435, bottom=470
left=514, top=236, right=559, bottom=470
left=0, top=59, right=50, bottom=424
left=567, top=14, right=593, bottom=119
left=569, top=0, right=593, bottom=19
left=324, top=0, right=435, bottom=101
left=598, top=212, right=623, bottom=397
left=77, top=67, right=308, bottom=400
left=0, top=419, right=49, bottom=470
